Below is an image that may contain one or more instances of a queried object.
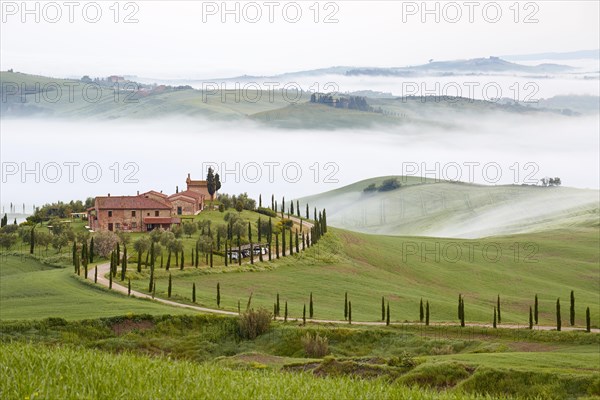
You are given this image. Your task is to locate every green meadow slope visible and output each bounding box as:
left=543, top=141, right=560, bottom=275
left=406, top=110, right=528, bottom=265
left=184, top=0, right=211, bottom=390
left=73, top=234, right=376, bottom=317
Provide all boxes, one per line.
left=1, top=71, right=582, bottom=128
left=0, top=255, right=189, bottom=320
left=300, top=177, right=599, bottom=238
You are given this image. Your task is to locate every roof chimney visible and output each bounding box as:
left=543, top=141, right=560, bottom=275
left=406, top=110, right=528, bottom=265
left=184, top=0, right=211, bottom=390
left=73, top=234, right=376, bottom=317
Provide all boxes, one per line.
left=108, top=193, right=111, bottom=197
left=137, top=190, right=140, bottom=195
left=188, top=173, right=190, bottom=179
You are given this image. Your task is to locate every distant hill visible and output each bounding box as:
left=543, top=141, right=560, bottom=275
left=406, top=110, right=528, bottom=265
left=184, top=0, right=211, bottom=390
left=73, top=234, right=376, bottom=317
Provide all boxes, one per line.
left=346, top=57, right=574, bottom=77
left=300, top=177, right=599, bottom=238
left=0, top=71, right=587, bottom=128
left=502, top=49, right=600, bottom=61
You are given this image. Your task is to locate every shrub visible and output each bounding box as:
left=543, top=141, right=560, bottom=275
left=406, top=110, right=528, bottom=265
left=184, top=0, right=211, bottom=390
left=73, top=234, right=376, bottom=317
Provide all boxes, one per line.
left=238, top=308, right=271, bottom=340
left=256, top=207, right=277, bottom=218
left=387, top=351, right=417, bottom=368
left=301, top=332, right=329, bottom=358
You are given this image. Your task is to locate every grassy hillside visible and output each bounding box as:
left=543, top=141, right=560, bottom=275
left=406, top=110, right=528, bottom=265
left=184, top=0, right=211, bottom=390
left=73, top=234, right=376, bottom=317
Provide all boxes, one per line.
left=0, top=255, right=190, bottom=320
left=127, top=226, right=599, bottom=327
left=1, top=71, right=580, bottom=128
left=1, top=316, right=598, bottom=399
left=300, top=177, right=599, bottom=238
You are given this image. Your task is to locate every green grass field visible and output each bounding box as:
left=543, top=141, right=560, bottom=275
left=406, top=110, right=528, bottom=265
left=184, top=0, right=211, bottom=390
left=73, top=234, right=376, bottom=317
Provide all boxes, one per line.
left=126, top=226, right=599, bottom=327
left=0, top=255, right=190, bottom=320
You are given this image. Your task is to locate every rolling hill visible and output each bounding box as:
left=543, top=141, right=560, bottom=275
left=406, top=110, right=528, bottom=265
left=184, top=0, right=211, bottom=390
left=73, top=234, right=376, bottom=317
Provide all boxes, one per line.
left=300, top=177, right=599, bottom=238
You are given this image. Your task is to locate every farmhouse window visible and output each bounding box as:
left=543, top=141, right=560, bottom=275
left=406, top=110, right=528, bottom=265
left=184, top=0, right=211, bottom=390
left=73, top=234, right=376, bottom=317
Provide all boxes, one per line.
left=132, top=211, right=136, bottom=217
left=108, top=211, right=113, bottom=217
left=155, top=211, right=159, bottom=217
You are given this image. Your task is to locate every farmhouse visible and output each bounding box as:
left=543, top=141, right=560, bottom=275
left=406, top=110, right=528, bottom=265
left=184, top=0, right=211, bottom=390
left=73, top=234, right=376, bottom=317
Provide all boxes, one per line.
left=87, top=174, right=213, bottom=232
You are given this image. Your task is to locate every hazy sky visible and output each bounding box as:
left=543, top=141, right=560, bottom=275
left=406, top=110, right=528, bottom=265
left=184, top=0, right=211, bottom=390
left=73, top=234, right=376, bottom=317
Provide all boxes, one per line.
left=1, top=1, right=599, bottom=78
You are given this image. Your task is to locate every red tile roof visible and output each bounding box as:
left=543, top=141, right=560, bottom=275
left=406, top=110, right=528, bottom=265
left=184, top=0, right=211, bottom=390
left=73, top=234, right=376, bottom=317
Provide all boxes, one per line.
left=169, top=190, right=204, bottom=202
left=141, top=190, right=168, bottom=198
left=95, top=196, right=172, bottom=210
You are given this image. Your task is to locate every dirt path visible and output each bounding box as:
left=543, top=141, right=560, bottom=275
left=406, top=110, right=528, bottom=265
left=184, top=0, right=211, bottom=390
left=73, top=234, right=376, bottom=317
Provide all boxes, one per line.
left=86, top=262, right=598, bottom=333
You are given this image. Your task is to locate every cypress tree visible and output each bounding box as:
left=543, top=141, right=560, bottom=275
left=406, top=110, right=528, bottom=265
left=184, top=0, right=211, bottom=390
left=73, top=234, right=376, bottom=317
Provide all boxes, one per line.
left=306, top=203, right=309, bottom=219
left=529, top=306, right=533, bottom=329
left=281, top=227, right=286, bottom=257
left=586, top=307, right=591, bottom=333
left=116, top=243, right=120, bottom=267
left=302, top=232, right=305, bottom=250
left=89, top=237, right=94, bottom=263
left=224, top=241, right=228, bottom=267
left=137, top=248, right=142, bottom=272
left=29, top=227, right=35, bottom=254
left=271, top=194, right=274, bottom=211
left=72, top=241, right=77, bottom=269
left=493, top=307, right=497, bottom=328
left=152, top=279, right=156, bottom=298
left=276, top=293, right=280, bottom=316
left=168, top=273, right=172, bottom=297
left=348, top=301, right=352, bottom=325
left=460, top=297, right=465, bottom=327
left=344, top=292, right=348, bottom=320
left=148, top=262, right=154, bottom=292
left=570, top=290, right=575, bottom=326
left=322, top=209, right=327, bottom=233
left=84, top=263, right=88, bottom=279
left=191, top=248, right=195, bottom=268
left=497, top=295, right=501, bottom=324
left=109, top=268, right=113, bottom=289
left=275, top=233, right=280, bottom=259
left=268, top=240, right=272, bottom=261
left=210, top=246, right=213, bottom=268
left=192, top=283, right=196, bottom=302
left=534, top=294, right=539, bottom=325
left=296, top=200, right=300, bottom=218
left=284, top=301, right=288, bottom=322
left=420, top=298, right=424, bottom=323
left=121, top=246, right=127, bottom=281
left=195, top=242, right=199, bottom=267
left=309, top=292, right=314, bottom=318
left=128, top=279, right=131, bottom=296
left=295, top=231, right=299, bottom=253
left=217, top=282, right=221, bottom=307
left=386, top=302, right=390, bottom=326
left=290, top=201, right=294, bottom=217
left=303, top=304, right=306, bottom=325
left=289, top=229, right=293, bottom=255
left=250, top=241, right=254, bottom=264
left=458, top=294, right=462, bottom=320
left=425, top=301, right=430, bottom=326
left=556, top=298, right=561, bottom=331
left=180, top=250, right=184, bottom=270
left=166, top=249, right=171, bottom=270
left=259, top=194, right=262, bottom=208
left=94, top=266, right=97, bottom=283
left=381, top=296, right=386, bottom=321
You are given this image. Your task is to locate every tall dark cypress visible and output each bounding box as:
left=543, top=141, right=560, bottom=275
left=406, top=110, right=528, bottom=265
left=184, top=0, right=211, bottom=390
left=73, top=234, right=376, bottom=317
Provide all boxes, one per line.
left=420, top=298, right=424, bottom=323
left=458, top=294, right=462, bottom=320
left=121, top=246, right=127, bottom=281
left=128, top=279, right=131, bottom=296
left=381, top=296, right=385, bottom=321
left=29, top=227, right=35, bottom=254
left=344, top=292, right=348, bottom=320
left=529, top=306, right=533, bottom=329
left=289, top=228, right=293, bottom=255
left=570, top=290, right=575, bottom=326
left=309, top=292, right=314, bottom=319
left=192, top=283, right=196, bottom=303
left=275, top=233, right=280, bottom=259
left=116, top=243, right=120, bottom=267
left=460, top=297, right=465, bottom=328
left=425, top=301, right=430, bottom=326
left=556, top=298, right=561, bottom=331
left=386, top=302, right=390, bottom=326
left=348, top=301, right=352, bottom=325
left=497, top=295, right=501, bottom=324
left=276, top=293, right=280, bottom=316
left=94, top=266, right=97, bottom=283
left=306, top=203, right=309, bottom=219
left=167, top=273, right=172, bottom=297
left=295, top=231, right=299, bottom=253
left=284, top=301, right=288, bottom=322
left=586, top=307, right=591, bottom=333
left=303, top=304, right=306, bottom=325
left=109, top=268, right=113, bottom=289
left=534, top=294, right=539, bottom=325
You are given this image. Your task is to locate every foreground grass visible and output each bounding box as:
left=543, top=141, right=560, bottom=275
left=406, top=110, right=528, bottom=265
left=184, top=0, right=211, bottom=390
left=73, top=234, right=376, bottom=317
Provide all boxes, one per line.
left=0, top=341, right=520, bottom=400
left=0, top=255, right=190, bottom=320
